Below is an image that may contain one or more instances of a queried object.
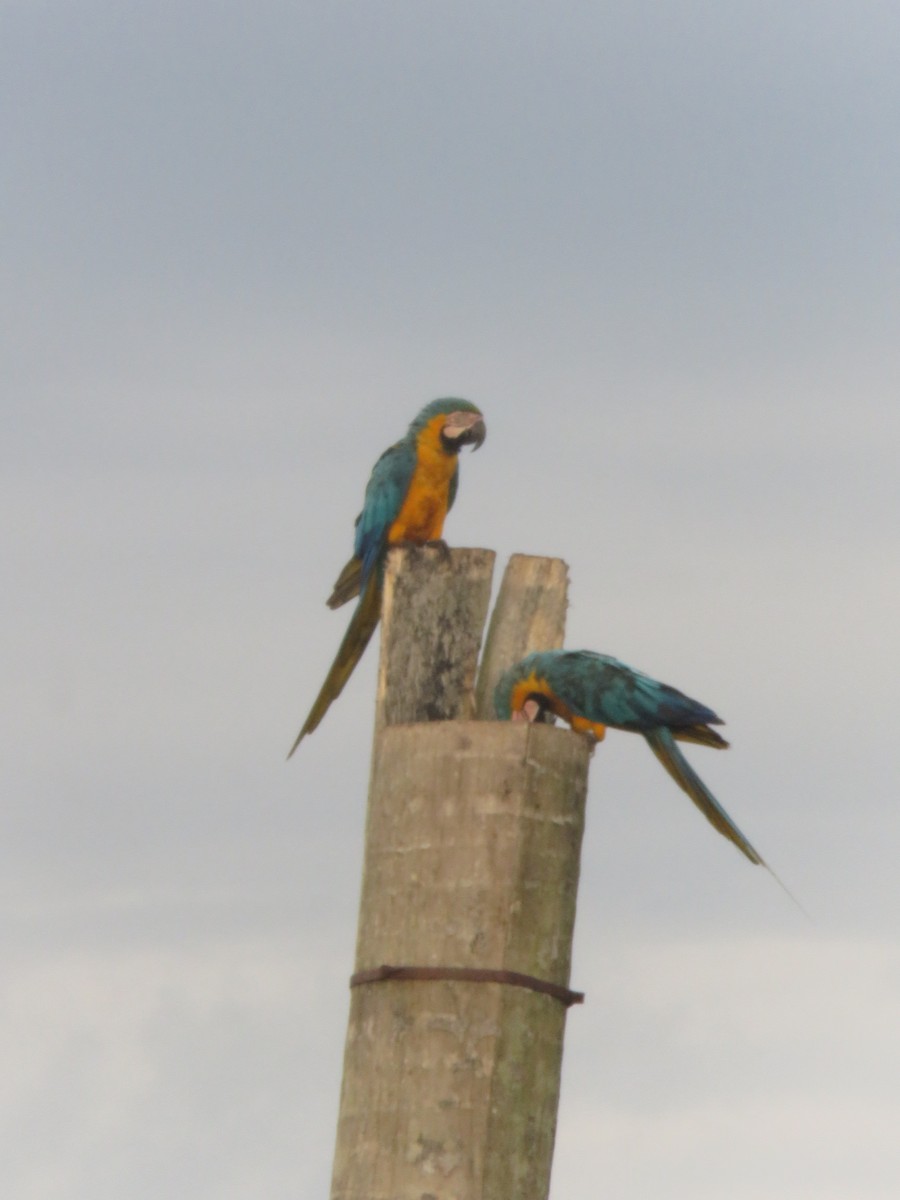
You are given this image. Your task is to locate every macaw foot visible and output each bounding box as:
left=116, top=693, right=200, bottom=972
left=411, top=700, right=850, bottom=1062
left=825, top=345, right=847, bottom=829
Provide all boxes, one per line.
left=570, top=715, right=606, bottom=744
left=390, top=539, right=452, bottom=566
left=424, top=538, right=452, bottom=563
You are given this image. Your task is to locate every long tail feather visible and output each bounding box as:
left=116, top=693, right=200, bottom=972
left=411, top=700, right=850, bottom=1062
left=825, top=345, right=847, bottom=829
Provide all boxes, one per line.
left=287, top=576, right=382, bottom=757
left=644, top=727, right=764, bottom=864
left=643, top=728, right=807, bottom=914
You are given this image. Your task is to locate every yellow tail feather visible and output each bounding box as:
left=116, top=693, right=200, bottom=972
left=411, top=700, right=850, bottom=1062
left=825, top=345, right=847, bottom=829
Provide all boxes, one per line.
left=287, top=576, right=382, bottom=757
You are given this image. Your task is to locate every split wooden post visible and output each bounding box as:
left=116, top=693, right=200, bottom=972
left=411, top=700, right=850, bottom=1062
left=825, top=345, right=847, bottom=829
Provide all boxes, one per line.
left=374, top=544, right=496, bottom=736
left=475, top=553, right=570, bottom=720
left=330, top=548, right=591, bottom=1200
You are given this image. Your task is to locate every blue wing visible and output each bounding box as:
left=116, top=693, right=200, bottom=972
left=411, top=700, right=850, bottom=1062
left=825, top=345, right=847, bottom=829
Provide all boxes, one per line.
left=544, top=650, right=722, bottom=732
left=448, top=463, right=459, bottom=513
left=353, top=438, right=417, bottom=586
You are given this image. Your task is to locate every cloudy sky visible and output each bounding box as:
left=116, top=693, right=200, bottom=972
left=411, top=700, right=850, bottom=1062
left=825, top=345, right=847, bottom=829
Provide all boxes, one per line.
left=4, top=2, right=899, bottom=1196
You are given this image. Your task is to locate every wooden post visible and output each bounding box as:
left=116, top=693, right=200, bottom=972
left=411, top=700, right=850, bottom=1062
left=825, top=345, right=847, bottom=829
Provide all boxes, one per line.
left=375, top=544, right=496, bottom=736
left=331, top=723, right=590, bottom=1200
left=474, top=553, right=569, bottom=719
left=330, top=550, right=591, bottom=1200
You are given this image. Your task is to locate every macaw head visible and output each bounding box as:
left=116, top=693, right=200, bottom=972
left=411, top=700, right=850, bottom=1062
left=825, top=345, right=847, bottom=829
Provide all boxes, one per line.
left=410, top=398, right=486, bottom=454
left=493, top=652, right=556, bottom=723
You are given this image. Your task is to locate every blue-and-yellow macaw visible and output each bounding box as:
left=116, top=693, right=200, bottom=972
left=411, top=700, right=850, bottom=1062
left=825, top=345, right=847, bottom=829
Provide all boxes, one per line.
left=287, top=398, right=486, bottom=756
left=494, top=648, right=766, bottom=867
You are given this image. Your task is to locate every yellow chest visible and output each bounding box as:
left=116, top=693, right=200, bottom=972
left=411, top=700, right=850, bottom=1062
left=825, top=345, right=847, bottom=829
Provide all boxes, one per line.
left=388, top=428, right=457, bottom=544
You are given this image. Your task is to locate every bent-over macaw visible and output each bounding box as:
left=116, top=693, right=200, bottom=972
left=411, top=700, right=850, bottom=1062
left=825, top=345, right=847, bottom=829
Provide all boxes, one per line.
left=493, top=648, right=767, bottom=867
left=287, top=398, right=486, bottom=756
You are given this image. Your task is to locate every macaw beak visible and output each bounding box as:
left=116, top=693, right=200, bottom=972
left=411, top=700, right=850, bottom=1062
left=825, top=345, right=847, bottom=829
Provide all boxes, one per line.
left=442, top=410, right=486, bottom=451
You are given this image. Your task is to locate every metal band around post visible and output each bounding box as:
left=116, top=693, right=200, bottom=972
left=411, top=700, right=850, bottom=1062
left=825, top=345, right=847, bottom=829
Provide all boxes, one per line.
left=350, top=964, right=584, bottom=1007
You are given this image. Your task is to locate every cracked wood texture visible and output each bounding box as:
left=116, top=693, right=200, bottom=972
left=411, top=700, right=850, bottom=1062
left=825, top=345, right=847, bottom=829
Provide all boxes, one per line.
left=330, top=721, right=592, bottom=1200
left=374, top=544, right=496, bottom=737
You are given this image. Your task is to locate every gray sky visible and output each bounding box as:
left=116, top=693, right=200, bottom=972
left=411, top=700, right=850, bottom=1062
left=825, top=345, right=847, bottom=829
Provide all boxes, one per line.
left=4, top=2, right=900, bottom=1196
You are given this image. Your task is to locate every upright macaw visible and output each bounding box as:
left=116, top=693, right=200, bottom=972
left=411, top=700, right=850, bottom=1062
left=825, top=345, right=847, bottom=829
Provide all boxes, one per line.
left=493, top=648, right=767, bottom=868
left=287, top=398, right=486, bottom=756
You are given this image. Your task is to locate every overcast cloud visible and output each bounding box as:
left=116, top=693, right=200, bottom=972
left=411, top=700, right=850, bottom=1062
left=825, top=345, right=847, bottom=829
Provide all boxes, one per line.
left=4, top=3, right=900, bottom=1197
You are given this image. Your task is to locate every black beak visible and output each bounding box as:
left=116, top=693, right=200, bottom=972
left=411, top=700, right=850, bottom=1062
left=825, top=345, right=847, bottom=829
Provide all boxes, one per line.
left=460, top=416, right=486, bottom=451
left=442, top=410, right=486, bottom=452
left=439, top=410, right=487, bottom=451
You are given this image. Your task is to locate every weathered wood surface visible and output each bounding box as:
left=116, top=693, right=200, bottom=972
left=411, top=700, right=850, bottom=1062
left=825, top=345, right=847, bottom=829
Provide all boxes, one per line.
left=375, top=544, right=496, bottom=735
left=330, top=721, right=592, bottom=1200
left=475, top=553, right=569, bottom=719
